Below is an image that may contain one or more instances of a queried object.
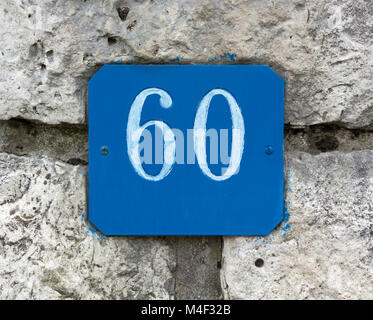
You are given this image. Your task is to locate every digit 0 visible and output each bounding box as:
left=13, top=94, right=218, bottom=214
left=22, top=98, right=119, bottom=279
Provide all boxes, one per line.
left=194, top=89, right=245, bottom=181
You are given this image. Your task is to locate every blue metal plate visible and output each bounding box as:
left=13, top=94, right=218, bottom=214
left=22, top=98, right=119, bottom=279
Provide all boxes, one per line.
left=88, top=65, right=284, bottom=235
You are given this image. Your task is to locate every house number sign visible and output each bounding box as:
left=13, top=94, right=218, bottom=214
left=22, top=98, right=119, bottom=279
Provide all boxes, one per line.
left=88, top=65, right=284, bottom=235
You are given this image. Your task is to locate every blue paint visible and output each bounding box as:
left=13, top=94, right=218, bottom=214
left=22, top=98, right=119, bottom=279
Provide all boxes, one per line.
left=170, top=56, right=182, bottom=62
left=283, top=203, right=290, bottom=225
left=88, top=226, right=103, bottom=239
left=281, top=203, right=291, bottom=236
left=281, top=168, right=292, bottom=236
left=284, top=205, right=290, bottom=224
left=126, top=57, right=138, bottom=63
left=254, top=236, right=272, bottom=244
left=88, top=65, right=284, bottom=235
left=220, top=53, right=237, bottom=62
left=208, top=53, right=237, bottom=62
left=81, top=211, right=104, bottom=239
left=284, top=75, right=289, bottom=87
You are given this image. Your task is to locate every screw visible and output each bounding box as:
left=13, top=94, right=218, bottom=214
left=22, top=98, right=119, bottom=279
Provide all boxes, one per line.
left=101, top=146, right=108, bottom=156
left=265, top=145, right=273, bottom=155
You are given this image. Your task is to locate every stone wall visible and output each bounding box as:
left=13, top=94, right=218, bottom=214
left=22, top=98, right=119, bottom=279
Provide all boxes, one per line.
left=0, top=0, right=372, bottom=299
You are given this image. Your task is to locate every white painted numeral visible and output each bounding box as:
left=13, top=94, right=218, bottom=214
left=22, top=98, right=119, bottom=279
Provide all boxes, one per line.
left=127, top=88, right=245, bottom=182
left=126, top=88, right=176, bottom=181
left=193, top=89, right=245, bottom=181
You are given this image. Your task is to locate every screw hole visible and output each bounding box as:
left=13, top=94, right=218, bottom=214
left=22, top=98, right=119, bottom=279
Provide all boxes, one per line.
left=255, top=258, right=264, bottom=268
left=107, top=37, right=117, bottom=45
left=127, top=20, right=137, bottom=31
left=117, top=6, right=130, bottom=21
left=46, top=50, right=54, bottom=63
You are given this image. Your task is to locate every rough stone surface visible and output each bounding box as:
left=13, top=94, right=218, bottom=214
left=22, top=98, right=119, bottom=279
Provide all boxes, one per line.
left=0, top=0, right=372, bottom=127
left=0, top=119, right=88, bottom=164
left=221, top=151, right=373, bottom=299
left=285, top=125, right=373, bottom=154
left=175, top=237, right=222, bottom=300
left=0, top=153, right=175, bottom=299
left=1, top=0, right=373, bottom=300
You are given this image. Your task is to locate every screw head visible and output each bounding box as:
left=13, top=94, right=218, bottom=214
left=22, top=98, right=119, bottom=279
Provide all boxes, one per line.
left=101, top=146, right=108, bottom=156
left=265, top=145, right=273, bottom=155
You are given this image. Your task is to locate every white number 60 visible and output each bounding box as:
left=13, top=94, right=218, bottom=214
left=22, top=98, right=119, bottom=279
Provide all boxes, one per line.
left=126, top=88, right=245, bottom=182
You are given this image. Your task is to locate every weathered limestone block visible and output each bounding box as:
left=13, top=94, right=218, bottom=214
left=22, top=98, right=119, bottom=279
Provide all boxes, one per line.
left=0, top=119, right=88, bottom=164
left=221, top=151, right=373, bottom=299
left=287, top=0, right=373, bottom=128
left=175, top=237, right=222, bottom=299
left=0, top=153, right=175, bottom=299
left=0, top=0, right=371, bottom=127
left=285, top=125, right=373, bottom=155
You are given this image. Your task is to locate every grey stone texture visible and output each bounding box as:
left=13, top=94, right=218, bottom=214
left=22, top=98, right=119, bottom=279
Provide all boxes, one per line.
left=0, top=119, right=223, bottom=299
left=222, top=151, right=373, bottom=299
left=0, top=119, right=88, bottom=164
left=0, top=153, right=175, bottom=299
left=175, top=237, right=222, bottom=300
left=284, top=125, right=373, bottom=154
left=0, top=0, right=373, bottom=300
left=0, top=0, right=372, bottom=127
